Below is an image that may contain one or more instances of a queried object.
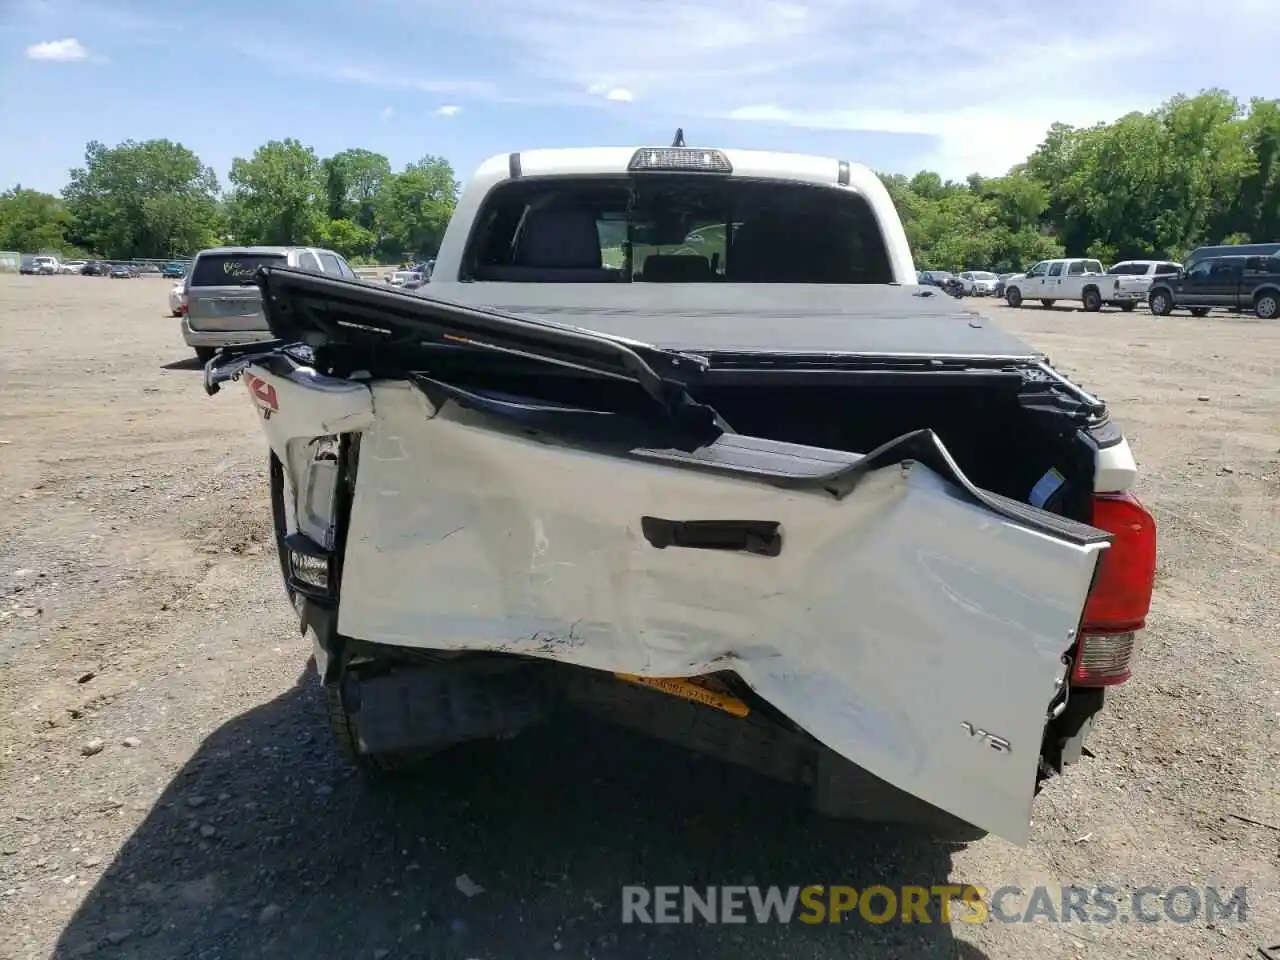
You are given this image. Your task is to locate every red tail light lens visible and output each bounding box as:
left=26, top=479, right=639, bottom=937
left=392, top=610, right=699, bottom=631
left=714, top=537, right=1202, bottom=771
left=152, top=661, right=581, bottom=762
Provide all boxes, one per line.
left=1074, top=492, right=1157, bottom=686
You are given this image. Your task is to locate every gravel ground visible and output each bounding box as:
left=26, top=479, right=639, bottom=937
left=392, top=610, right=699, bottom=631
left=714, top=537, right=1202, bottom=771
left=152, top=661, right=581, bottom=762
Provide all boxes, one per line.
left=1, top=276, right=1277, bottom=959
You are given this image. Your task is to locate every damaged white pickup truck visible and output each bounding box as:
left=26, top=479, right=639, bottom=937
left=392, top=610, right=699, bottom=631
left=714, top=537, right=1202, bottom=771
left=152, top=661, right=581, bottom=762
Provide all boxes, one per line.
left=205, top=143, right=1157, bottom=845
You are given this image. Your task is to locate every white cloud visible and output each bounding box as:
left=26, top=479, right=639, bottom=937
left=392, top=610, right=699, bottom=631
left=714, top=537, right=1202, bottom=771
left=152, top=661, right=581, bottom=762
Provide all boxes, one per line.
left=436, top=104, right=461, bottom=116
left=380, top=106, right=395, bottom=119
left=26, top=37, right=89, bottom=61
left=398, top=0, right=1279, bottom=177
left=586, top=83, right=634, bottom=102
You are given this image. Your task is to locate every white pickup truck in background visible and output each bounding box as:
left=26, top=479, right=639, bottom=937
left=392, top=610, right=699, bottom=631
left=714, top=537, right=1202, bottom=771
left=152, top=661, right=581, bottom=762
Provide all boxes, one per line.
left=1003, top=257, right=1148, bottom=311
left=1105, top=259, right=1182, bottom=302
left=205, top=141, right=1157, bottom=846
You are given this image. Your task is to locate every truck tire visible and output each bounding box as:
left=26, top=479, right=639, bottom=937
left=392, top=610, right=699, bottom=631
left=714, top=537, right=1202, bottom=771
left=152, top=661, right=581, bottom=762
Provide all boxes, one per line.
left=1119, top=301, right=1137, bottom=312
left=1005, top=286, right=1023, bottom=308
left=324, top=683, right=420, bottom=774
left=1148, top=289, right=1174, bottom=315
left=1255, top=291, right=1280, bottom=320
left=1189, top=307, right=1211, bottom=318
left=1040, top=299, right=1056, bottom=308
left=1081, top=287, right=1102, bottom=312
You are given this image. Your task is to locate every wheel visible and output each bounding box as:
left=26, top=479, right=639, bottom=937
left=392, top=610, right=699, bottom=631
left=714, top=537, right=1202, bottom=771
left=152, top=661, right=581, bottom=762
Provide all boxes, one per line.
left=1119, top=302, right=1137, bottom=312
left=1005, top=287, right=1023, bottom=308
left=1189, top=307, right=1211, bottom=318
left=1081, top=287, right=1102, bottom=312
left=195, top=347, right=216, bottom=363
left=1148, top=290, right=1174, bottom=316
left=1255, top=291, right=1280, bottom=320
left=323, top=683, right=416, bottom=772
left=1040, top=299, right=1056, bottom=308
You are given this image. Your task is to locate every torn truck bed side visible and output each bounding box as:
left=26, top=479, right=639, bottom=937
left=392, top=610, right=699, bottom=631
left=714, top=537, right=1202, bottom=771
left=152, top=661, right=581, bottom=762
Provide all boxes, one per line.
left=332, top=379, right=1108, bottom=844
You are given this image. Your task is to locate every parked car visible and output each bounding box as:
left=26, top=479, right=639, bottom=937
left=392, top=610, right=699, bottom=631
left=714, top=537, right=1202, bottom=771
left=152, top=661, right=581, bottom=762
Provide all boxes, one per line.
left=387, top=269, right=421, bottom=288
left=957, top=271, right=998, bottom=296
left=59, top=260, right=87, bottom=275
left=30, top=256, right=59, bottom=275
left=168, top=280, right=187, bottom=317
left=1003, top=258, right=1144, bottom=311
left=182, top=245, right=360, bottom=362
left=162, top=262, right=187, bottom=279
left=1147, top=253, right=1280, bottom=319
left=81, top=260, right=109, bottom=276
left=916, top=270, right=953, bottom=288
left=1103, top=260, right=1182, bottom=311
left=205, top=142, right=1155, bottom=848
left=19, top=259, right=38, bottom=275
left=993, top=273, right=1016, bottom=298
left=109, top=264, right=137, bottom=279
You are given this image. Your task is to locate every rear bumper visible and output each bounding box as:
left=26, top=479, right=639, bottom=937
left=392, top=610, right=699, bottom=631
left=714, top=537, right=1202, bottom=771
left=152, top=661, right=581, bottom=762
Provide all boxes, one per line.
left=182, top=318, right=273, bottom=349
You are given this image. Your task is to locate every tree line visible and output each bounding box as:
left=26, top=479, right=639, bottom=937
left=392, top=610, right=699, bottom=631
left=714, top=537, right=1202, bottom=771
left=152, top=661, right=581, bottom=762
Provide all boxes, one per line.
left=1, top=91, right=1277, bottom=270
left=0, top=139, right=457, bottom=264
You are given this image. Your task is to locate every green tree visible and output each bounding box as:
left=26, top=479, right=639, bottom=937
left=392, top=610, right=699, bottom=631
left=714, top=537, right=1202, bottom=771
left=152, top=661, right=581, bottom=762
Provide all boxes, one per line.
left=373, top=156, right=458, bottom=261
left=317, top=217, right=377, bottom=259
left=62, top=139, right=222, bottom=258
left=0, top=187, right=74, bottom=253
left=227, top=139, right=326, bottom=246
left=322, top=148, right=391, bottom=229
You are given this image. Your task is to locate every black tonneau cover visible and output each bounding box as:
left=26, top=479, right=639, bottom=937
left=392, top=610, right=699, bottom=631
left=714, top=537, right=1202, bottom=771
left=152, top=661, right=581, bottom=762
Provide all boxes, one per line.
left=425, top=280, right=1043, bottom=360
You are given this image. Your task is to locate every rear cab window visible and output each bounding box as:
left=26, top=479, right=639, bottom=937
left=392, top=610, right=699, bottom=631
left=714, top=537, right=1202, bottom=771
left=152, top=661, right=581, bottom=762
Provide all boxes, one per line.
left=317, top=252, right=352, bottom=277
left=190, top=252, right=287, bottom=286
left=1107, top=262, right=1146, bottom=275
left=461, top=175, right=893, bottom=283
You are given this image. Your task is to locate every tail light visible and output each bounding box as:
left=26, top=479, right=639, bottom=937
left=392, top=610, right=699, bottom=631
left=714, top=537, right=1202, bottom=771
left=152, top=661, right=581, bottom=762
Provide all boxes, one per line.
left=1074, top=492, right=1157, bottom=686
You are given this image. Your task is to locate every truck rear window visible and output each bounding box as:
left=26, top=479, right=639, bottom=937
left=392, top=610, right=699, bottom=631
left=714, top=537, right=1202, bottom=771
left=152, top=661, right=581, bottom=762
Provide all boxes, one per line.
left=190, top=253, right=287, bottom=286
left=463, top=176, right=892, bottom=284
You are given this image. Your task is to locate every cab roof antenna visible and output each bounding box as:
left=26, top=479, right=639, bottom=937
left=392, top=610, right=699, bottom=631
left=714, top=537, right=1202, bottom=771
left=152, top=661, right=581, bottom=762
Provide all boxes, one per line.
left=671, top=128, right=686, bottom=148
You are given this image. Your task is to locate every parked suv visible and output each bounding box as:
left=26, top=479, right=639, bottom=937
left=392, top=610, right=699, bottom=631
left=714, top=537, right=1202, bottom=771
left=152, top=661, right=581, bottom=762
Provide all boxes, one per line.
left=1147, top=254, right=1280, bottom=319
left=183, top=246, right=360, bottom=362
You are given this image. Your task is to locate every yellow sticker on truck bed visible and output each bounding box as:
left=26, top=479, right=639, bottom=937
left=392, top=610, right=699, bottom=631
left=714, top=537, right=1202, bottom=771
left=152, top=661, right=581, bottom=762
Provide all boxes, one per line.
left=614, top=673, right=751, bottom=718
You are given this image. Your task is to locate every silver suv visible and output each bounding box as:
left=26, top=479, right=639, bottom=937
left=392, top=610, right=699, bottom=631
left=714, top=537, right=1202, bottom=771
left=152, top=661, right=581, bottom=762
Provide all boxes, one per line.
left=182, top=246, right=359, bottom=362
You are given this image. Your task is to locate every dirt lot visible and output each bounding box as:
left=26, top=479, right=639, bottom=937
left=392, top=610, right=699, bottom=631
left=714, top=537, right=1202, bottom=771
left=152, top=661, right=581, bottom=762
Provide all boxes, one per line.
left=1, top=276, right=1277, bottom=959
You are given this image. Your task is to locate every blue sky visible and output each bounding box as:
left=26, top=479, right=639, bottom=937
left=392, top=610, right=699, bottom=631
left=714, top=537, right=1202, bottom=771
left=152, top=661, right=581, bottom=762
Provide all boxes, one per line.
left=2, top=0, right=1276, bottom=195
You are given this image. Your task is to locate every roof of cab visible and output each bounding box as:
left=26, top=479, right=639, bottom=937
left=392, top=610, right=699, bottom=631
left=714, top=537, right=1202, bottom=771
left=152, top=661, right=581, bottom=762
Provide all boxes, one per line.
left=470, top=146, right=878, bottom=191
left=194, top=246, right=300, bottom=257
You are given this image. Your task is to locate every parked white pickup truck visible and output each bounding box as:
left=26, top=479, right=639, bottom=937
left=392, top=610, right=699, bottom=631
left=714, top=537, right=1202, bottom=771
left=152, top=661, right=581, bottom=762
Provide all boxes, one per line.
left=1003, top=257, right=1146, bottom=311
left=205, top=142, right=1156, bottom=845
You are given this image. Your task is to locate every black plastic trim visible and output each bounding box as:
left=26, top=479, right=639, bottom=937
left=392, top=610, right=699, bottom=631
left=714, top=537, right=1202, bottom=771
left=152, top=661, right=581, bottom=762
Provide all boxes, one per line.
left=1087, top=418, right=1124, bottom=449
left=508, top=152, right=522, bottom=179
left=837, top=160, right=850, bottom=186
